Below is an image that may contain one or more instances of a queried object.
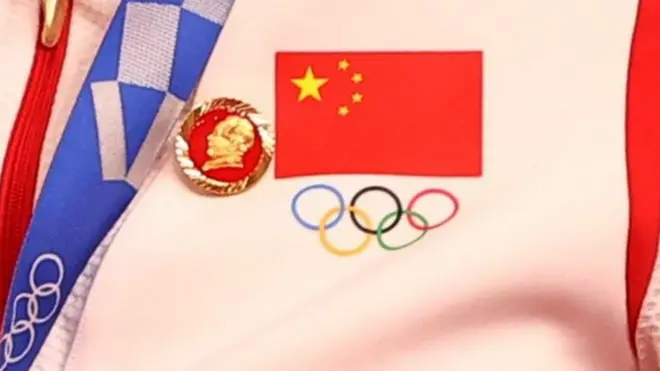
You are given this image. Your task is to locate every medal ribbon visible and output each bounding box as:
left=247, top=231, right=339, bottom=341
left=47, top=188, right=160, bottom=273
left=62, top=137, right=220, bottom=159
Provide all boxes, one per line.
left=0, top=0, right=234, bottom=369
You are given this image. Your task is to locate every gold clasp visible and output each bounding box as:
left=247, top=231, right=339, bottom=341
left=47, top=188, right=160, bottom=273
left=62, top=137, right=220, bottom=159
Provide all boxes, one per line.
left=40, top=0, right=68, bottom=48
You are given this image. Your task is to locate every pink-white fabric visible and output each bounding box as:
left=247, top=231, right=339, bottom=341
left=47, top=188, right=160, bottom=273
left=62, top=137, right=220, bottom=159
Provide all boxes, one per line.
left=0, top=0, right=653, bottom=370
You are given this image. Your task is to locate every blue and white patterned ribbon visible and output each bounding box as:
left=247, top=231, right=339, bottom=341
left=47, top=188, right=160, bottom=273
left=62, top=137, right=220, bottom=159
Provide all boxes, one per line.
left=0, top=0, right=234, bottom=369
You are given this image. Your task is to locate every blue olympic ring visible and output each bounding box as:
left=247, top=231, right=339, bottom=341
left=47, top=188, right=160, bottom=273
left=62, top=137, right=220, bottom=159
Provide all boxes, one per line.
left=291, top=183, right=345, bottom=231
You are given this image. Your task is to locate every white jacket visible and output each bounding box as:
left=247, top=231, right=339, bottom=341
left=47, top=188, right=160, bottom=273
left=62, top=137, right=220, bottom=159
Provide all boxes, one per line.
left=0, top=0, right=657, bottom=370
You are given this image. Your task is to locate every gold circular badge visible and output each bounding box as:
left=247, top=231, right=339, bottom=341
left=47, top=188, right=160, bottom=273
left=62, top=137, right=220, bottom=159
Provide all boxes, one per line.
left=174, top=97, right=274, bottom=196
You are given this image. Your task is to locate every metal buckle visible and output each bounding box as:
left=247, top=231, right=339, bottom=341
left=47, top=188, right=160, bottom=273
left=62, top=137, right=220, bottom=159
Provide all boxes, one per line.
left=40, top=0, right=68, bottom=47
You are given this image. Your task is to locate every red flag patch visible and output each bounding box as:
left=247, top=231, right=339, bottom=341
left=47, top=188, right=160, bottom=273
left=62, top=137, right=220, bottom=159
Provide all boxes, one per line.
left=274, top=51, right=483, bottom=178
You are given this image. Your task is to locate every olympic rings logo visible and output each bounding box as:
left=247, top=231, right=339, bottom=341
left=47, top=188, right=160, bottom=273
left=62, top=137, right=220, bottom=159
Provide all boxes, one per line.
left=0, top=253, right=64, bottom=371
left=291, top=184, right=460, bottom=256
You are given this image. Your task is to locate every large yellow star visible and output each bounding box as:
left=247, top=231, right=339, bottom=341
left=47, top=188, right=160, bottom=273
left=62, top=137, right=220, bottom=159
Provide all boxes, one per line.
left=290, top=66, right=328, bottom=101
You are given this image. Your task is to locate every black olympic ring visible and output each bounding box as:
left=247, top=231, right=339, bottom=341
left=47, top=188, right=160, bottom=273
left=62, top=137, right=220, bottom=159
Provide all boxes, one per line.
left=349, top=186, right=403, bottom=235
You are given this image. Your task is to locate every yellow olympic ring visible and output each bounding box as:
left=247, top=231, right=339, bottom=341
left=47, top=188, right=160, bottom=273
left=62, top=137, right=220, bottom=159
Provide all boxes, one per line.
left=319, top=206, right=373, bottom=256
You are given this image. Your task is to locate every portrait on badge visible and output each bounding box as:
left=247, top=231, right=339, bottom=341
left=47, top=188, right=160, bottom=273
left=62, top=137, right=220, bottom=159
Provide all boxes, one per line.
left=175, top=97, right=274, bottom=196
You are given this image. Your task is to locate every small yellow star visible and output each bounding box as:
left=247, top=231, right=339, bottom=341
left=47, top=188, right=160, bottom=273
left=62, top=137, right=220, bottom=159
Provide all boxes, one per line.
left=351, top=93, right=363, bottom=103
left=290, top=66, right=329, bottom=101
left=338, top=105, right=350, bottom=116
left=338, top=59, right=350, bottom=71
left=351, top=73, right=363, bottom=83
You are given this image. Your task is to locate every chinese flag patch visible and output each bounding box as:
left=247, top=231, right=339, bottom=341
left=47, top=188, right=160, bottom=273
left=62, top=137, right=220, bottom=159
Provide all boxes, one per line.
left=275, top=51, right=483, bottom=178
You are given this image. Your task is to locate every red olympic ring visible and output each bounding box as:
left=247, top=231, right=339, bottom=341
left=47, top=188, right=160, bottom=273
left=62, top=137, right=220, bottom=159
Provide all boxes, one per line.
left=406, top=188, right=460, bottom=231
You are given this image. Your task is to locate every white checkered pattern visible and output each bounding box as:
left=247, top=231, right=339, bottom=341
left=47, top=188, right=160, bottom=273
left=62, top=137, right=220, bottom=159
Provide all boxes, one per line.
left=29, top=0, right=235, bottom=369
left=183, top=0, right=234, bottom=24
left=90, top=81, right=127, bottom=181
left=118, top=3, right=181, bottom=91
